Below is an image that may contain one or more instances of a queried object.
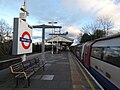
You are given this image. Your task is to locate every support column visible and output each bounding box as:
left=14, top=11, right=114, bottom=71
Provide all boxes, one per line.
left=42, top=27, right=45, bottom=61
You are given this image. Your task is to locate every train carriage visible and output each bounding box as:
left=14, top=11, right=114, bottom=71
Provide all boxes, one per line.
left=90, top=34, right=120, bottom=90
left=71, top=33, right=120, bottom=90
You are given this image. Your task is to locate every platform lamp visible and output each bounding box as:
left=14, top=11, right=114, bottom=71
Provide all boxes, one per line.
left=19, top=0, right=29, bottom=21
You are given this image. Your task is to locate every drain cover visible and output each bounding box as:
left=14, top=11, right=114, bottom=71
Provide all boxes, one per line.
left=41, top=75, right=54, bottom=80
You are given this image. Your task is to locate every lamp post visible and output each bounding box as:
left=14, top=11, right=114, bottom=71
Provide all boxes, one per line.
left=48, top=21, right=57, bottom=54
left=19, top=0, right=29, bottom=62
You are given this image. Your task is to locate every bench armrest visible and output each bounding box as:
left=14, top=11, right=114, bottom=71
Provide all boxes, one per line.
left=9, top=66, right=28, bottom=79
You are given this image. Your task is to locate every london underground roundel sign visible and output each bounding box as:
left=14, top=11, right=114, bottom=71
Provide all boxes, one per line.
left=12, top=18, right=32, bottom=55
left=20, top=31, right=32, bottom=49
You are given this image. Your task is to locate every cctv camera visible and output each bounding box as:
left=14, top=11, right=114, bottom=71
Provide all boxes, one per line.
left=20, top=5, right=25, bottom=12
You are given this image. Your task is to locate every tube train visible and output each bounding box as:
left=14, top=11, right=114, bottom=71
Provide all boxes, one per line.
left=70, top=34, right=120, bottom=90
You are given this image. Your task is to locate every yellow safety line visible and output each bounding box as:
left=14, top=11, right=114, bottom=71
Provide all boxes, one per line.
left=71, top=53, right=96, bottom=90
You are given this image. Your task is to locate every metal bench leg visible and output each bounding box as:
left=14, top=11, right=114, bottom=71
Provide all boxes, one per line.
left=15, top=78, right=18, bottom=87
left=28, top=78, right=30, bottom=87
left=43, top=65, right=45, bottom=71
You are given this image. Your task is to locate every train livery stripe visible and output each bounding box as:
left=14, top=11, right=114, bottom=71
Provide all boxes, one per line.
left=90, top=67, right=119, bottom=90
left=76, top=58, right=104, bottom=90
left=72, top=55, right=96, bottom=90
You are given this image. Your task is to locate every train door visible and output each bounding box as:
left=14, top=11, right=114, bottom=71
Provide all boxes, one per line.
left=81, top=43, right=85, bottom=63
left=79, top=45, right=82, bottom=61
left=76, top=46, right=79, bottom=58
left=84, top=43, right=91, bottom=69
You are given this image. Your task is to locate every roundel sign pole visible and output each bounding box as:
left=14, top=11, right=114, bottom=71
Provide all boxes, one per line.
left=12, top=1, right=32, bottom=61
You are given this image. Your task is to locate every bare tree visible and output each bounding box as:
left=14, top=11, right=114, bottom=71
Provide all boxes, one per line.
left=96, top=16, right=114, bottom=36
left=0, top=19, right=12, bottom=57
left=0, top=19, right=12, bottom=42
left=82, top=23, right=92, bottom=33
left=82, top=21, right=101, bottom=35
left=82, top=16, right=114, bottom=37
left=80, top=16, right=114, bottom=43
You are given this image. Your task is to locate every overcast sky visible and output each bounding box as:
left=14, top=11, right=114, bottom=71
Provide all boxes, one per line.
left=0, top=0, right=120, bottom=43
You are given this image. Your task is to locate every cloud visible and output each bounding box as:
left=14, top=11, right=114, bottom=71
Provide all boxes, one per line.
left=2, top=0, right=120, bottom=43
left=62, top=0, right=120, bottom=30
left=27, top=0, right=65, bottom=22
left=0, top=0, right=86, bottom=39
left=32, top=38, right=41, bottom=43
left=63, top=26, right=81, bottom=38
left=33, top=36, right=42, bottom=39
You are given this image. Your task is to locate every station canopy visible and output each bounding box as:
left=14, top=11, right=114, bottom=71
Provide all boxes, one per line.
left=46, top=35, right=73, bottom=45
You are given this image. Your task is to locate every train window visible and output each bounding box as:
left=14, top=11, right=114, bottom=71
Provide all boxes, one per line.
left=103, top=47, right=120, bottom=67
left=91, top=47, right=102, bottom=59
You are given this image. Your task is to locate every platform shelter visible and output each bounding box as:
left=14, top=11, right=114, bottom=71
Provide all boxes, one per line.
left=46, top=35, right=73, bottom=51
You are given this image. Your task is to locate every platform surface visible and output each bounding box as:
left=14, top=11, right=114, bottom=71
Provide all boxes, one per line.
left=0, top=51, right=101, bottom=90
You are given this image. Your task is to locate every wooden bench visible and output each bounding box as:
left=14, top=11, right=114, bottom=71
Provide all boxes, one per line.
left=9, top=57, right=46, bottom=87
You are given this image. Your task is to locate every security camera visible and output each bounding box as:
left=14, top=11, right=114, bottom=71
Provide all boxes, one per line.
left=20, top=5, right=26, bottom=12
left=66, top=32, right=68, bottom=34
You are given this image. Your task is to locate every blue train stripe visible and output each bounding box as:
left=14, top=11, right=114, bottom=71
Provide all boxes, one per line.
left=90, top=67, right=119, bottom=90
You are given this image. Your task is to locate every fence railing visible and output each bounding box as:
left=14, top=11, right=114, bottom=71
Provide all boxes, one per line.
left=0, top=58, right=21, bottom=70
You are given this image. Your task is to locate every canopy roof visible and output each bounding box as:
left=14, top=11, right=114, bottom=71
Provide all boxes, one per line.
left=46, top=35, right=73, bottom=43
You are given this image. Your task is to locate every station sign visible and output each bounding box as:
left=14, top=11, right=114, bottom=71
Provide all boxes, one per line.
left=12, top=18, right=32, bottom=55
